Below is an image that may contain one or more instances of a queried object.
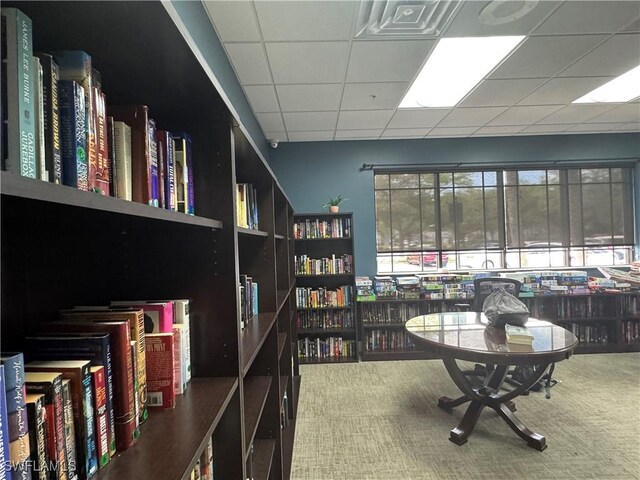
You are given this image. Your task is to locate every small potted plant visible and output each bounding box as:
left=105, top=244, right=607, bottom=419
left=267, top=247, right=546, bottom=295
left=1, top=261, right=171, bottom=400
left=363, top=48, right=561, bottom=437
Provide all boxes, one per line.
left=323, top=195, right=346, bottom=213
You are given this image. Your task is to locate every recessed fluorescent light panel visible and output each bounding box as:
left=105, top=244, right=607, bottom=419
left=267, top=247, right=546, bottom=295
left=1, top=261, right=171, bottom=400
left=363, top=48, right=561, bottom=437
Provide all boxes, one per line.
left=573, top=65, right=640, bottom=103
left=399, top=36, right=525, bottom=108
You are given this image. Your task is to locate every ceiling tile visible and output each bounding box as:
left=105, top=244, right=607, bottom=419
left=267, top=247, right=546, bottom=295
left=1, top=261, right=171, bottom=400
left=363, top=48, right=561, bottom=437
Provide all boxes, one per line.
left=255, top=1, right=356, bottom=41
left=225, top=43, right=272, bottom=85
left=609, top=122, right=640, bottom=131
left=283, top=112, right=338, bottom=132
left=438, top=107, right=507, bottom=127
left=266, top=42, right=348, bottom=83
left=203, top=1, right=261, bottom=42
left=263, top=131, right=288, bottom=142
left=387, top=109, right=451, bottom=128
left=444, top=1, right=562, bottom=37
left=335, top=129, right=383, bottom=140
left=276, top=84, right=343, bottom=112
left=288, top=131, right=335, bottom=142
left=244, top=85, right=280, bottom=113
left=537, top=104, right=617, bottom=124
left=518, top=77, right=614, bottom=105
left=428, top=126, right=478, bottom=137
left=341, top=83, right=408, bottom=111
left=489, top=35, right=607, bottom=79
left=566, top=123, right=616, bottom=133
left=521, top=124, right=572, bottom=134
left=474, top=125, right=525, bottom=136
left=534, top=1, right=640, bottom=34
left=346, top=40, right=435, bottom=83
left=621, top=18, right=640, bottom=32
left=586, top=103, right=640, bottom=123
left=459, top=79, right=546, bottom=107
left=489, top=105, right=563, bottom=126
left=560, top=33, right=640, bottom=78
left=381, top=129, right=428, bottom=138
left=337, top=110, right=395, bottom=130
left=256, top=112, right=284, bottom=131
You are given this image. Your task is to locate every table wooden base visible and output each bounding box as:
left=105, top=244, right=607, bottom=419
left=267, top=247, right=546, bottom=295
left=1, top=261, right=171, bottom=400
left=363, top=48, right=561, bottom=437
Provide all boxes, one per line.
left=439, top=358, right=550, bottom=451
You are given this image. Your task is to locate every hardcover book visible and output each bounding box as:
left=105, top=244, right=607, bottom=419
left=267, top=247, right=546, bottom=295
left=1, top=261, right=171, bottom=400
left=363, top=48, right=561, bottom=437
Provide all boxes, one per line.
left=106, top=116, right=117, bottom=197
left=112, top=121, right=132, bottom=201
left=147, top=119, right=159, bottom=207
left=24, top=372, right=68, bottom=480
left=88, top=367, right=109, bottom=469
left=172, top=134, right=189, bottom=214
left=109, top=105, right=152, bottom=205
left=1, top=8, right=36, bottom=178
left=156, top=130, right=176, bottom=211
left=32, top=56, right=46, bottom=181
left=58, top=80, right=87, bottom=190
left=0, top=354, right=26, bottom=417
left=7, top=407, right=27, bottom=442
left=7, top=435, right=29, bottom=478
left=25, top=334, right=116, bottom=458
left=34, top=53, right=61, bottom=184
left=147, top=299, right=191, bottom=382
left=145, top=334, right=175, bottom=409
left=41, top=321, right=136, bottom=452
left=156, top=130, right=165, bottom=209
left=93, top=89, right=109, bottom=195
left=0, top=366, right=12, bottom=480
left=25, top=393, right=48, bottom=480
left=60, top=380, right=78, bottom=480
left=25, top=361, right=98, bottom=480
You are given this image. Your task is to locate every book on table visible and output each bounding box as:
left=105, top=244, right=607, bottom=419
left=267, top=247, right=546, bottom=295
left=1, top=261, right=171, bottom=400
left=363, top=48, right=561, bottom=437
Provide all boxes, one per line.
left=505, top=324, right=534, bottom=345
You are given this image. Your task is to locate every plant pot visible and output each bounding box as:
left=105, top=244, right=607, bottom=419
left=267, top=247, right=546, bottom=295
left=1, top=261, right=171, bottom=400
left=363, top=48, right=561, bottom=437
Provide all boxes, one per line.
left=329, top=205, right=339, bottom=213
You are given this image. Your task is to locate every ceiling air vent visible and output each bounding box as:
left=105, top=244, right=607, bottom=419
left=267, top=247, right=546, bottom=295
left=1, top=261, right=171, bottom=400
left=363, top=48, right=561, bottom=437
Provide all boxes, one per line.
left=354, top=0, right=461, bottom=39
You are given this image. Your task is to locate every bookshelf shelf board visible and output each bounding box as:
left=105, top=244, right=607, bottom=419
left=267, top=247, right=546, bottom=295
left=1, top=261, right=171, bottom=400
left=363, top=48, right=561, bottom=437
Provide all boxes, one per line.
left=252, top=439, right=276, bottom=480
left=97, top=377, right=237, bottom=480
left=274, top=234, right=286, bottom=240
left=360, top=350, right=437, bottom=362
left=241, top=313, right=277, bottom=376
left=296, top=306, right=353, bottom=311
left=292, top=237, right=352, bottom=241
left=281, top=416, right=296, bottom=480
left=298, top=356, right=358, bottom=364
left=297, top=328, right=357, bottom=335
left=243, top=376, right=273, bottom=455
left=277, top=289, right=290, bottom=314
left=237, top=226, right=269, bottom=237
left=361, top=323, right=406, bottom=329
left=278, top=332, right=287, bottom=359
left=1, top=171, right=223, bottom=230
left=279, top=375, right=289, bottom=409
left=295, top=273, right=355, bottom=278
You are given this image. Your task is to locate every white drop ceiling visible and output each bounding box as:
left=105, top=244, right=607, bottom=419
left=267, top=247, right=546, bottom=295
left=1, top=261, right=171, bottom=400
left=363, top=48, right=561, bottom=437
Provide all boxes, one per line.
left=203, top=0, right=640, bottom=143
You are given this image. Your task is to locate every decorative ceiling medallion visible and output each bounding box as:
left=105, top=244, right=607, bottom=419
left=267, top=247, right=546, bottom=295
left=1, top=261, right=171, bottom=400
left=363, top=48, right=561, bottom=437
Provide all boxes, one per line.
left=354, top=0, right=461, bottom=39
left=478, top=0, right=539, bottom=26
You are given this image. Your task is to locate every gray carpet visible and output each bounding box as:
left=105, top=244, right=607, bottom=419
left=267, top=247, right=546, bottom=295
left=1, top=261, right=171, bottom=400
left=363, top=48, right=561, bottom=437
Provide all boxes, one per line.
left=291, top=354, right=640, bottom=480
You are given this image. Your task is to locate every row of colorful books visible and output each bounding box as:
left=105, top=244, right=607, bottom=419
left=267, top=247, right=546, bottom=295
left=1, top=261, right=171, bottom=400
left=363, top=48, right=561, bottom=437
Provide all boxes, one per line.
left=296, top=310, right=354, bottom=330
left=364, top=330, right=415, bottom=352
left=236, top=183, right=258, bottom=230
left=295, top=286, right=353, bottom=309
left=0, top=299, right=191, bottom=479
left=294, top=254, right=353, bottom=276
left=1, top=8, right=195, bottom=214
left=239, top=275, right=259, bottom=330
left=292, top=217, right=352, bottom=239
left=297, top=337, right=356, bottom=360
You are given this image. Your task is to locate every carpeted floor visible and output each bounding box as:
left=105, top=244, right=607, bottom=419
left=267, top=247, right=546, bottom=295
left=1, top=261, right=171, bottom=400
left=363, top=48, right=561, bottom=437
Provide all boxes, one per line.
left=291, top=354, right=640, bottom=480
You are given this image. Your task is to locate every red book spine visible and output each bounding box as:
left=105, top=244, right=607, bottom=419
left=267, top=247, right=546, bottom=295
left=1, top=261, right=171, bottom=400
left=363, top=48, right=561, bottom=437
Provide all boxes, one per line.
left=91, top=366, right=110, bottom=468
left=145, top=334, right=175, bottom=409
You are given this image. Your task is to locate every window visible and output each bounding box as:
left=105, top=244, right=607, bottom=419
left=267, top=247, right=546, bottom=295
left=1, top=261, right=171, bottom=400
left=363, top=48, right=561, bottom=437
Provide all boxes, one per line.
left=374, top=167, right=635, bottom=273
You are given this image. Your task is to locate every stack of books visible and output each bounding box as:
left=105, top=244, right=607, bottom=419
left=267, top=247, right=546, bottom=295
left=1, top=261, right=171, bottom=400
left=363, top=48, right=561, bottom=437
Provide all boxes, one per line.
left=505, top=324, right=534, bottom=345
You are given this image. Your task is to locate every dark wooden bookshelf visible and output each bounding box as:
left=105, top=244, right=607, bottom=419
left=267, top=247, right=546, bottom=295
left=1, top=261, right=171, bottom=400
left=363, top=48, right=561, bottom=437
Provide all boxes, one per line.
left=252, top=439, right=276, bottom=480
left=1, top=2, right=298, bottom=479
left=243, top=376, right=273, bottom=454
left=279, top=376, right=289, bottom=408
left=98, top=378, right=237, bottom=480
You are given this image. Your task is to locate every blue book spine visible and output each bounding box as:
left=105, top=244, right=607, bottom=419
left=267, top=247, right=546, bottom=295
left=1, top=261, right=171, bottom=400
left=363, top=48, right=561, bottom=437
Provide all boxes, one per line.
left=184, top=133, right=194, bottom=215
left=81, top=374, right=98, bottom=478
left=0, top=354, right=26, bottom=416
left=147, top=119, right=159, bottom=207
left=58, top=80, right=87, bottom=190
left=0, top=366, right=13, bottom=480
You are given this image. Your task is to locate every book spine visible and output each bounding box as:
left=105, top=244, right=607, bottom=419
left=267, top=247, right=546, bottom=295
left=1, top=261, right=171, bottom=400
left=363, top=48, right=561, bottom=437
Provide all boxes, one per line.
left=173, top=136, right=187, bottom=213
left=60, top=381, right=77, bottom=480
left=34, top=53, right=61, bottom=184
left=112, top=122, right=132, bottom=201
left=156, top=130, right=165, bottom=209
left=130, top=342, right=139, bottom=433
left=145, top=335, right=175, bottom=409
left=58, top=81, right=87, bottom=190
left=32, top=56, right=46, bottom=181
left=106, top=116, right=116, bottom=197
left=129, top=311, right=147, bottom=424
left=26, top=395, right=48, bottom=480
left=89, top=368, right=109, bottom=469
left=7, top=408, right=27, bottom=442
left=173, top=301, right=191, bottom=383
left=8, top=436, right=29, bottom=479
left=1, top=9, right=36, bottom=178
left=147, top=119, right=159, bottom=207
left=93, top=89, right=109, bottom=195
left=0, top=367, right=13, bottom=480
left=79, top=371, right=98, bottom=478
left=157, top=131, right=175, bottom=211
left=171, top=326, right=184, bottom=395
left=185, top=134, right=194, bottom=215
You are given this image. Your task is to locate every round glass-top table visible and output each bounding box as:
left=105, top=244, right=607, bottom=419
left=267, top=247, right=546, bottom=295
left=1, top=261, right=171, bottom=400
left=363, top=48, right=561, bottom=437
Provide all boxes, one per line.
left=406, top=312, right=578, bottom=451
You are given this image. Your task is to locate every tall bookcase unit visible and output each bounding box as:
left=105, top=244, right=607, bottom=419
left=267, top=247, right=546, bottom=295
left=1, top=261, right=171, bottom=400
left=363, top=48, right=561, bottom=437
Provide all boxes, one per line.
left=293, top=213, right=358, bottom=363
left=358, top=293, right=640, bottom=361
left=0, top=2, right=298, bottom=479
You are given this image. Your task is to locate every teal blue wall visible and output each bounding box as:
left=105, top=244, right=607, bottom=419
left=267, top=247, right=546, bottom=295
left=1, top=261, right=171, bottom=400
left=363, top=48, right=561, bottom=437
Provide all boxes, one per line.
left=270, top=133, right=640, bottom=277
